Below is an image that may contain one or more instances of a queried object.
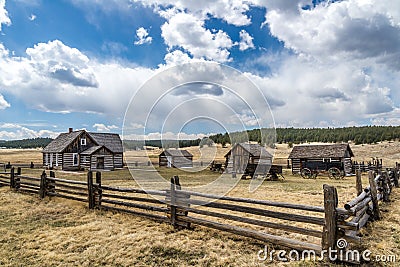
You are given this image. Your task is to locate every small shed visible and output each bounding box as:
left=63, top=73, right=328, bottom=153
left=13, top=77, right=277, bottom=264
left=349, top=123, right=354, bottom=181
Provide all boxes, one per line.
left=224, top=143, right=273, bottom=175
left=288, top=144, right=354, bottom=175
left=159, top=149, right=193, bottom=168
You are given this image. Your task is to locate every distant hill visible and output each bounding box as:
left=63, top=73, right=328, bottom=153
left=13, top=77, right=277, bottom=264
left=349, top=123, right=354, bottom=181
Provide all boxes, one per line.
left=0, top=137, right=53, bottom=149
left=123, top=139, right=202, bottom=150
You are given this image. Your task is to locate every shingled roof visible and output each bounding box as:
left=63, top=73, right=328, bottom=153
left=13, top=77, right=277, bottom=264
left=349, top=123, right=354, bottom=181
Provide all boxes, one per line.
left=88, top=133, right=123, bottom=153
left=43, top=130, right=123, bottom=153
left=288, top=144, right=354, bottom=159
left=160, top=149, right=193, bottom=157
left=225, top=143, right=273, bottom=158
left=42, top=130, right=84, bottom=153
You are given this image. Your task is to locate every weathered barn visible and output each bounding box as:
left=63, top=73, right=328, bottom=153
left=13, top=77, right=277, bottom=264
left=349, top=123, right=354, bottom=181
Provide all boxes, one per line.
left=224, top=143, right=273, bottom=175
left=42, top=128, right=123, bottom=171
left=288, top=144, right=354, bottom=175
left=159, top=149, right=193, bottom=168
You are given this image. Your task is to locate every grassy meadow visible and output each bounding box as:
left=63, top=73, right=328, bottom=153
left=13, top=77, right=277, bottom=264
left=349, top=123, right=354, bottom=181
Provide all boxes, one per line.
left=0, top=142, right=399, bottom=266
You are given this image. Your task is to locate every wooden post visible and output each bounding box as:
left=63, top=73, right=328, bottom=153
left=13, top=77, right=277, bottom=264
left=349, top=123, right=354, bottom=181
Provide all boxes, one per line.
left=368, top=171, right=381, bottom=220
left=382, top=171, right=391, bottom=202
left=10, top=167, right=15, bottom=189
left=14, top=168, right=20, bottom=190
left=355, top=169, right=362, bottom=196
left=87, top=171, right=94, bottom=209
left=170, top=177, right=177, bottom=227
left=39, top=171, right=47, bottom=199
left=95, top=171, right=102, bottom=208
left=48, top=171, right=56, bottom=194
left=322, top=184, right=338, bottom=251
left=394, top=162, right=399, bottom=188
left=17, top=167, right=21, bottom=176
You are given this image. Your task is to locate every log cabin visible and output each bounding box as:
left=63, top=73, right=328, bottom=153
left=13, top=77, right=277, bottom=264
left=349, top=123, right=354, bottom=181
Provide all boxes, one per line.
left=224, top=143, right=273, bottom=175
left=159, top=149, right=193, bottom=168
left=288, top=143, right=354, bottom=175
left=42, top=128, right=123, bottom=171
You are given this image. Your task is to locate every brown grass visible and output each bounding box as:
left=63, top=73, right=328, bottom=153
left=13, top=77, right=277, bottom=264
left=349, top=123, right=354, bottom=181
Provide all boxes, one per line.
left=0, top=142, right=399, bottom=266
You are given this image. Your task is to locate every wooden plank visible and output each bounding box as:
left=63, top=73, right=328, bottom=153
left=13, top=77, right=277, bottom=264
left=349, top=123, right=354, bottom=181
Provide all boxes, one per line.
left=348, top=197, right=371, bottom=215
left=322, top=184, right=338, bottom=251
left=101, top=198, right=169, bottom=213
left=185, top=199, right=325, bottom=226
left=180, top=206, right=323, bottom=237
left=47, top=192, right=87, bottom=202
left=18, top=184, right=40, bottom=191
left=179, top=216, right=321, bottom=253
left=102, top=193, right=164, bottom=205
left=100, top=205, right=169, bottom=223
left=344, top=191, right=368, bottom=210
left=100, top=185, right=167, bottom=197
left=178, top=190, right=325, bottom=213
left=368, top=171, right=381, bottom=220
left=56, top=188, right=88, bottom=197
left=54, top=183, right=87, bottom=192
left=19, top=181, right=40, bottom=188
left=46, top=176, right=87, bottom=186
left=17, top=175, right=41, bottom=181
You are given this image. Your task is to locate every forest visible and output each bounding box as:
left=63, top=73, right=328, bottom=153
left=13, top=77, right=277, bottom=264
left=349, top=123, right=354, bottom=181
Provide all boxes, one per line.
left=1, top=126, right=399, bottom=149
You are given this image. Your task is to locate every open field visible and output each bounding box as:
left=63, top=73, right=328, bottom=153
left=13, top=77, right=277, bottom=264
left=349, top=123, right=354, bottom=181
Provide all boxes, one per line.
left=0, top=142, right=400, bottom=266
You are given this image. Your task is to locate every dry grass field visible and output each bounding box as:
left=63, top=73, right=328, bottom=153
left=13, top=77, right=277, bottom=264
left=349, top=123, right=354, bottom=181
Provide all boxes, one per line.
left=0, top=141, right=399, bottom=266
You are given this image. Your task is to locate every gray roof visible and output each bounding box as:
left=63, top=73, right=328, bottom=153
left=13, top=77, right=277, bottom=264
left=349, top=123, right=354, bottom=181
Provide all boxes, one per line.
left=288, top=144, right=354, bottom=159
left=160, top=149, right=193, bottom=157
left=88, top=132, right=123, bottom=153
left=43, top=130, right=123, bottom=153
left=225, top=143, right=273, bottom=158
left=80, top=146, right=103, bottom=155
left=42, top=130, right=84, bottom=153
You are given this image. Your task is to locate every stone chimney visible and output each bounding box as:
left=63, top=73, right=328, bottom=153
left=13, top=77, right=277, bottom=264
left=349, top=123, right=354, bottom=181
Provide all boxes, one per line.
left=69, top=128, right=73, bottom=133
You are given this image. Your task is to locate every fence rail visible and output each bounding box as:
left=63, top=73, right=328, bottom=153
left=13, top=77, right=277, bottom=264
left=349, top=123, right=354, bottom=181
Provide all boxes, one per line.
left=0, top=162, right=399, bottom=263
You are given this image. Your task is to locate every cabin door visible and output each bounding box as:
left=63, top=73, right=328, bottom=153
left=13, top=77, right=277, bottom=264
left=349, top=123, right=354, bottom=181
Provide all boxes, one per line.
left=96, top=157, right=104, bottom=169
left=167, top=156, right=172, bottom=168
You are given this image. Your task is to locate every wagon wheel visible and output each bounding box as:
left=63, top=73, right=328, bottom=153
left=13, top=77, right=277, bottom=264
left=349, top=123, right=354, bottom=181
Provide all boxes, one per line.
left=301, top=168, right=313, bottom=179
left=328, top=167, right=343, bottom=180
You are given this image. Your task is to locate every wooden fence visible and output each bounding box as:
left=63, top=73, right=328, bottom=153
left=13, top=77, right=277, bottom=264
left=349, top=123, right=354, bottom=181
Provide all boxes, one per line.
left=0, top=163, right=399, bottom=263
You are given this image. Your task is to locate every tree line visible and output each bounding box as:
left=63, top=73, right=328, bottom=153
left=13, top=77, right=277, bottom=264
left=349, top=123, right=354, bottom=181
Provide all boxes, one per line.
left=0, top=137, right=53, bottom=149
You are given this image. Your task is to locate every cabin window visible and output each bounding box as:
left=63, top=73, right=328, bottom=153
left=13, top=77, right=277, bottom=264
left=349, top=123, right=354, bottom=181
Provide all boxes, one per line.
left=73, top=153, right=78, bottom=166
left=81, top=138, right=87, bottom=146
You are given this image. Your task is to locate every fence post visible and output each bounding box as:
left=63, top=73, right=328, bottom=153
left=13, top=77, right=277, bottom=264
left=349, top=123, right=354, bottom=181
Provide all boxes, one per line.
left=10, top=167, right=15, bottom=189
left=322, top=184, right=338, bottom=252
left=368, top=171, right=381, bottom=220
left=39, top=171, right=47, bottom=199
left=95, top=171, right=102, bottom=209
left=382, top=171, right=391, bottom=202
left=394, top=162, right=399, bottom=188
left=355, top=169, right=362, bottom=196
left=170, top=177, right=177, bottom=227
left=17, top=167, right=21, bottom=176
left=48, top=171, right=56, bottom=195
left=87, top=171, right=94, bottom=209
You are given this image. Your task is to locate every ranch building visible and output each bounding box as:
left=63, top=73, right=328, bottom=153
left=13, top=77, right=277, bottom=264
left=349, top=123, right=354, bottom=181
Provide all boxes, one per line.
left=42, top=128, right=123, bottom=171
left=159, top=149, right=193, bottom=168
left=224, top=143, right=273, bottom=175
left=288, top=143, right=354, bottom=175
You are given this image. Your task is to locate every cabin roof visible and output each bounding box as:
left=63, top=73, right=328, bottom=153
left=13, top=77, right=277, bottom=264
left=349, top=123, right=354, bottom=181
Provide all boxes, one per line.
left=160, top=149, right=193, bottom=157
left=288, top=144, right=354, bottom=159
left=80, top=145, right=109, bottom=155
left=225, top=143, right=273, bottom=158
left=42, top=130, right=123, bottom=153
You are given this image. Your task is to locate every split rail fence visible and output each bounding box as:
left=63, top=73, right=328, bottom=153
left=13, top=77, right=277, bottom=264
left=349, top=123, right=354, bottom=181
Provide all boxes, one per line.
left=0, top=163, right=399, bottom=263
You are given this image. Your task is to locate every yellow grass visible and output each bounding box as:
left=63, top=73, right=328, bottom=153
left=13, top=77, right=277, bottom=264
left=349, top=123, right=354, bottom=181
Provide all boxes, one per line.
left=0, top=142, right=399, bottom=266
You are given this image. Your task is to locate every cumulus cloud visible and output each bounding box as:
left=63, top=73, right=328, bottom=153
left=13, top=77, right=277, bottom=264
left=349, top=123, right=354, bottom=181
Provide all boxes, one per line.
left=134, top=27, right=152, bottom=45
left=238, top=30, right=255, bottom=51
left=0, top=93, right=10, bottom=109
left=92, top=123, right=119, bottom=132
left=161, top=12, right=233, bottom=62
left=0, top=0, right=11, bottom=31
left=0, top=123, right=60, bottom=140
left=29, top=14, right=36, bottom=21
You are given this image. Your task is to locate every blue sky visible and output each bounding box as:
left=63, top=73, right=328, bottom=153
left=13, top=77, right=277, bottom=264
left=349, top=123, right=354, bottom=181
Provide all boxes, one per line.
left=0, top=0, right=399, bottom=140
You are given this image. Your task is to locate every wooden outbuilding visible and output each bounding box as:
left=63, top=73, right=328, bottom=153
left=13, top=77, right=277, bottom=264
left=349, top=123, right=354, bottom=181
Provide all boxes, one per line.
left=224, top=143, right=273, bottom=175
left=288, top=143, right=354, bottom=175
left=42, top=128, right=123, bottom=171
left=159, top=149, right=193, bottom=168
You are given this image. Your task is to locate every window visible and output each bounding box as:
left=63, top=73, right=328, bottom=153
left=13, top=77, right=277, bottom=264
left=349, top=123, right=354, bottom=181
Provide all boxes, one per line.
left=73, top=153, right=78, bottom=166
left=81, top=138, right=87, bottom=146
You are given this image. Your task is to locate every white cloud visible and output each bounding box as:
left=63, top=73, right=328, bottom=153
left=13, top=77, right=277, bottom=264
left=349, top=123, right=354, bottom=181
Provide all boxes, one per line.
left=238, top=30, right=255, bottom=51
left=0, top=0, right=11, bottom=31
left=0, top=123, right=60, bottom=140
left=0, top=40, right=154, bottom=115
left=29, top=14, right=36, bottom=21
left=161, top=12, right=233, bottom=62
left=134, top=27, right=152, bottom=45
left=93, top=123, right=119, bottom=132
left=0, top=93, right=10, bottom=109
left=123, top=131, right=213, bottom=140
